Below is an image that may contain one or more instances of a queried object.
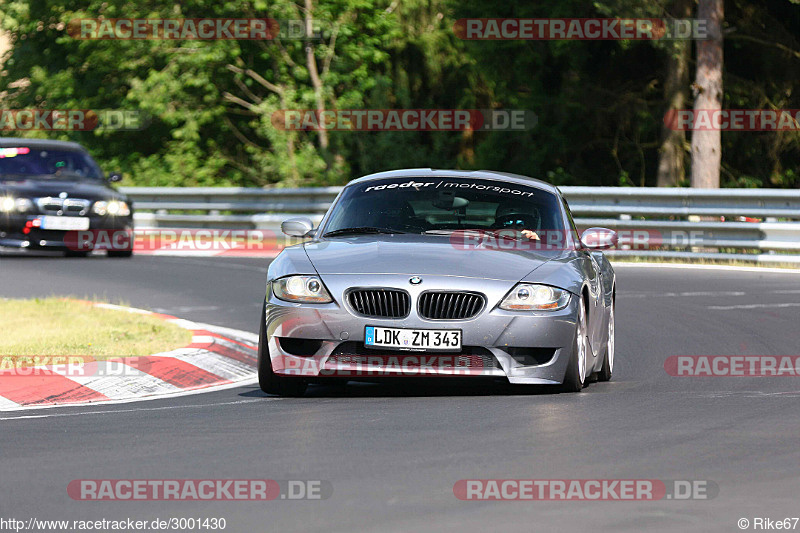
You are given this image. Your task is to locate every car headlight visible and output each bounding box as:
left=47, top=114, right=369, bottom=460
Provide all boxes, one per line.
left=0, top=196, right=15, bottom=212
left=93, top=200, right=130, bottom=216
left=0, top=196, right=34, bottom=213
left=499, top=284, right=570, bottom=311
left=272, top=275, right=333, bottom=303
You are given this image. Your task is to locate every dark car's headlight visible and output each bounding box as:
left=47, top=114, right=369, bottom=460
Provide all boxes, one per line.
left=93, top=200, right=130, bottom=216
left=0, top=196, right=33, bottom=213
left=499, top=284, right=570, bottom=311
left=273, top=276, right=333, bottom=303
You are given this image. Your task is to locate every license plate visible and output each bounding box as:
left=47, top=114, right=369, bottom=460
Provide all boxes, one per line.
left=365, top=326, right=462, bottom=351
left=39, top=216, right=90, bottom=231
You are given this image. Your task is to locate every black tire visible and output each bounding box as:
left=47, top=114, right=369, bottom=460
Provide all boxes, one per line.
left=561, top=296, right=588, bottom=393
left=107, top=250, right=133, bottom=258
left=597, top=299, right=615, bottom=382
left=64, top=250, right=89, bottom=258
left=257, top=303, right=307, bottom=397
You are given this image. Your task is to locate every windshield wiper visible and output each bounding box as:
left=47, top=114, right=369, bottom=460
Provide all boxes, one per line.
left=1, top=172, right=97, bottom=181
left=483, top=229, right=530, bottom=242
left=42, top=171, right=96, bottom=180
left=422, top=228, right=534, bottom=243
left=422, top=229, right=484, bottom=235
left=323, top=226, right=406, bottom=237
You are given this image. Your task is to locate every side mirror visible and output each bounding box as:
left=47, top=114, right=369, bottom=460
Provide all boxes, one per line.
left=107, top=172, right=123, bottom=183
left=580, top=227, right=618, bottom=250
left=281, top=217, right=315, bottom=237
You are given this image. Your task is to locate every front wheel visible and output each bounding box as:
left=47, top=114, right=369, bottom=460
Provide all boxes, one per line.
left=561, top=296, right=588, bottom=393
left=257, top=303, right=307, bottom=397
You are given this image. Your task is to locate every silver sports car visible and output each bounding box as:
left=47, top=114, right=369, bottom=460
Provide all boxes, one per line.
left=258, top=169, right=616, bottom=396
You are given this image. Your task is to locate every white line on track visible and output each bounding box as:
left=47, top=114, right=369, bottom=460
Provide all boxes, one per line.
left=622, top=291, right=747, bottom=298
left=194, top=322, right=259, bottom=344
left=172, top=351, right=256, bottom=381
left=663, top=390, right=800, bottom=398
left=0, top=376, right=260, bottom=414
left=0, top=396, right=20, bottom=410
left=0, top=397, right=278, bottom=421
left=152, top=306, right=221, bottom=313
left=612, top=262, right=800, bottom=274
left=623, top=289, right=800, bottom=299
left=707, top=302, right=800, bottom=310
left=58, top=362, right=183, bottom=398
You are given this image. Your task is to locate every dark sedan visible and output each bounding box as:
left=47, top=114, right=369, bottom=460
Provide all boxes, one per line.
left=0, top=138, right=133, bottom=257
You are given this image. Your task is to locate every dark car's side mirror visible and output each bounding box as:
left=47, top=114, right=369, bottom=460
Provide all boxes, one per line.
left=281, top=217, right=315, bottom=237
left=580, top=228, right=618, bottom=250
left=107, top=172, right=123, bottom=183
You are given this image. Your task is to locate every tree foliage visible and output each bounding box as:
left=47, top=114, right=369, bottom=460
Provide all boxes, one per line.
left=1, top=0, right=798, bottom=188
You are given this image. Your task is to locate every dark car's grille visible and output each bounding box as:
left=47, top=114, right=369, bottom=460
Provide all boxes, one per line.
left=347, top=289, right=410, bottom=318
left=35, top=197, right=91, bottom=216
left=418, top=291, right=485, bottom=320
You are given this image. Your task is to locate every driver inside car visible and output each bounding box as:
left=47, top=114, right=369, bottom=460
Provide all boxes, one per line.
left=493, top=204, right=541, bottom=241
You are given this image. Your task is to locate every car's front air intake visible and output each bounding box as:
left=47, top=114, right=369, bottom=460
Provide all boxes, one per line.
left=348, top=289, right=410, bottom=318
left=418, top=291, right=485, bottom=320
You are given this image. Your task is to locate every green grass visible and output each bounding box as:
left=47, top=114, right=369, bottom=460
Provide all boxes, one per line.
left=0, top=298, right=193, bottom=363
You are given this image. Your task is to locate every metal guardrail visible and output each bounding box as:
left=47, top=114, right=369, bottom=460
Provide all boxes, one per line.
left=120, top=186, right=800, bottom=265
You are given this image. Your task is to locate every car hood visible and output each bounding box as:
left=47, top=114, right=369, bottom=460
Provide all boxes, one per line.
left=0, top=178, right=123, bottom=201
left=304, top=235, right=563, bottom=282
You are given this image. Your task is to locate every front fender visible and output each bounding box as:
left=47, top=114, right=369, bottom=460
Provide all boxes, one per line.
left=520, top=252, right=589, bottom=296
left=267, top=244, right=318, bottom=282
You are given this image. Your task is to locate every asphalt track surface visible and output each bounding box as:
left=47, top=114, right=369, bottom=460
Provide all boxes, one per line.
left=1, top=253, right=800, bottom=533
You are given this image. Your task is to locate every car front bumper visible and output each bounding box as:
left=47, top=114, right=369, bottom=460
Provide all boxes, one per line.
left=265, top=274, right=579, bottom=385
left=0, top=214, right=133, bottom=251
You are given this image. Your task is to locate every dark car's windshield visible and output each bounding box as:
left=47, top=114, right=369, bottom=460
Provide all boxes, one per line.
left=323, top=177, right=565, bottom=236
left=0, top=146, right=104, bottom=180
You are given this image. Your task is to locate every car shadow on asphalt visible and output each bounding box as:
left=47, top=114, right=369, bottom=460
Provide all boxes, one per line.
left=238, top=379, right=580, bottom=398
left=0, top=250, right=103, bottom=259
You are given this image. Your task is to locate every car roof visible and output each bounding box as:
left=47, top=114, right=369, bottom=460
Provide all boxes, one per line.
left=0, top=137, right=88, bottom=153
left=346, top=168, right=559, bottom=194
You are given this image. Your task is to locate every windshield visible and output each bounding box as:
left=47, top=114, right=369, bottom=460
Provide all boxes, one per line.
left=0, top=147, right=104, bottom=180
left=323, top=177, right=565, bottom=236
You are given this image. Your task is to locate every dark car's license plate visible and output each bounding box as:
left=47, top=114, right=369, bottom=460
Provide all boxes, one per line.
left=39, top=216, right=90, bottom=231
